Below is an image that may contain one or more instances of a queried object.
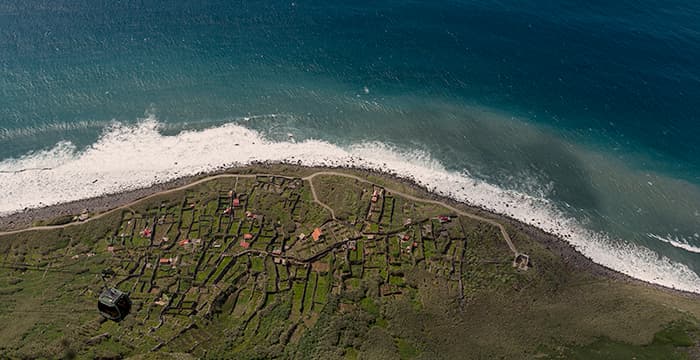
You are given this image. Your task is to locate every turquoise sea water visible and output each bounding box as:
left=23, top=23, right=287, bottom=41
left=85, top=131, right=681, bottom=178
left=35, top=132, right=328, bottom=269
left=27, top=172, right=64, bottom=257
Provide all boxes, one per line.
left=1, top=1, right=699, bottom=291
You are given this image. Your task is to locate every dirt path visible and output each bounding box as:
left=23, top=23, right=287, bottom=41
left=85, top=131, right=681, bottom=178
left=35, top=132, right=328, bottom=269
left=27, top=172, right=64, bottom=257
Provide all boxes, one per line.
left=303, top=174, right=336, bottom=220
left=0, top=173, right=258, bottom=237
left=304, top=171, right=518, bottom=255
left=0, top=171, right=518, bottom=256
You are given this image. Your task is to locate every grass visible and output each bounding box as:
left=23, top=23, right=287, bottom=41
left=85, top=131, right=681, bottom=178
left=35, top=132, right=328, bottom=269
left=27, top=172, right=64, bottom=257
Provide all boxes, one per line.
left=303, top=272, right=317, bottom=314
left=1, top=169, right=699, bottom=359
left=374, top=317, right=389, bottom=329
left=389, top=275, right=405, bottom=286
left=360, top=297, right=379, bottom=317
left=250, top=257, right=265, bottom=273
left=292, top=282, right=305, bottom=315
left=344, top=347, right=358, bottom=360
left=396, top=338, right=419, bottom=359
left=315, top=275, right=329, bottom=304
left=555, top=321, right=700, bottom=359
left=654, top=320, right=698, bottom=347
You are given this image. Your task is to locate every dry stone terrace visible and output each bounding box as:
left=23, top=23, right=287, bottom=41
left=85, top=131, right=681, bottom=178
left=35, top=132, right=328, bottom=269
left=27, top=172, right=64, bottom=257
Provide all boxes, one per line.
left=2, top=173, right=519, bottom=356
left=3, top=171, right=700, bottom=359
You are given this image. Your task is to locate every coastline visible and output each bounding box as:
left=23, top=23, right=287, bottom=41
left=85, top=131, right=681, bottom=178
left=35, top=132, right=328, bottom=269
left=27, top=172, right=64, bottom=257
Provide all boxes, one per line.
left=1, top=162, right=697, bottom=299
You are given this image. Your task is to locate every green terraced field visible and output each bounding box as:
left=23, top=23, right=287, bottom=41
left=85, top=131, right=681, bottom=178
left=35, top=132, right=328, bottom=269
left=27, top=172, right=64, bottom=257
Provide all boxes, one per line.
left=0, top=168, right=699, bottom=359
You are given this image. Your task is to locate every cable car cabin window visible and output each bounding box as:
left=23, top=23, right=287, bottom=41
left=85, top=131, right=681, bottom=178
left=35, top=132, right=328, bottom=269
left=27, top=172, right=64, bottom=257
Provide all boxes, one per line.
left=116, top=296, right=131, bottom=313
left=98, top=301, right=121, bottom=320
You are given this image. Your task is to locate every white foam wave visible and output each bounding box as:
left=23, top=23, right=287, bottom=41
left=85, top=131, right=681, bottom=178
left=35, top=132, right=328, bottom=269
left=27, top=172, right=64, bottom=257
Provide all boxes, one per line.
left=0, top=120, right=111, bottom=140
left=1, top=118, right=699, bottom=293
left=0, top=113, right=285, bottom=141
left=648, top=233, right=700, bottom=254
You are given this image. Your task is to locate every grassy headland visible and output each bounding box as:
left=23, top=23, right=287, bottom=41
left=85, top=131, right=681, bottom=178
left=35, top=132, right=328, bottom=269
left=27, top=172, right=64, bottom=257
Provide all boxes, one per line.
left=0, top=165, right=698, bottom=359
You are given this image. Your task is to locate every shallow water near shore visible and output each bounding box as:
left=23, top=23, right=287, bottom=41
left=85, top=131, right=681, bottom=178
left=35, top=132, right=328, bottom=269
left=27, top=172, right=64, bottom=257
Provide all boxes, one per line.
left=1, top=1, right=699, bottom=292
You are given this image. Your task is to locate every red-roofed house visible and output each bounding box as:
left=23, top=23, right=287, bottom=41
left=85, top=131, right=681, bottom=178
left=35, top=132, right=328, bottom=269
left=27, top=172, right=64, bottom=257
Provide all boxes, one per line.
left=371, top=189, right=381, bottom=203
left=141, top=228, right=152, bottom=238
left=179, top=239, right=191, bottom=246
left=159, top=258, right=172, bottom=265
left=232, top=198, right=240, bottom=207
left=243, top=233, right=253, bottom=240
left=312, top=228, right=322, bottom=241
left=240, top=240, right=250, bottom=249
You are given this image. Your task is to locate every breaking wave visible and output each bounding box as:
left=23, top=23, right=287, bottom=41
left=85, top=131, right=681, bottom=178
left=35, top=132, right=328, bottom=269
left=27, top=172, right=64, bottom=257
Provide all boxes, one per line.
left=0, top=120, right=111, bottom=141
left=1, top=117, right=699, bottom=293
left=648, top=233, right=700, bottom=254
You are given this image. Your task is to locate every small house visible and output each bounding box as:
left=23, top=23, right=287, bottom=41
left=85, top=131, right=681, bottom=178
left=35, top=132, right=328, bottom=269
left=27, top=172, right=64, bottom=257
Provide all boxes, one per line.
left=240, top=240, right=251, bottom=249
left=312, top=228, right=322, bottom=241
left=243, top=233, right=253, bottom=240
left=232, top=198, right=240, bottom=207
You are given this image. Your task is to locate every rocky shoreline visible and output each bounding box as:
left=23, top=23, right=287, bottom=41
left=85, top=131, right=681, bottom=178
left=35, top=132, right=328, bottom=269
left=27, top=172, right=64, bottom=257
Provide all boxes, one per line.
left=1, top=162, right=697, bottom=299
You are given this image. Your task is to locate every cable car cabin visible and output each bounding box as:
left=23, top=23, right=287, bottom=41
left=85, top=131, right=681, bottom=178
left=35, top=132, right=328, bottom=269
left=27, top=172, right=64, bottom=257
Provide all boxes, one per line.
left=98, top=288, right=132, bottom=322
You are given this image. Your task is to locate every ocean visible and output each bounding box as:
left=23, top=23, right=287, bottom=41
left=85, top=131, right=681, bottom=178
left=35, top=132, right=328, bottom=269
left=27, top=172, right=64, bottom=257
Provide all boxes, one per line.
left=1, top=0, right=699, bottom=292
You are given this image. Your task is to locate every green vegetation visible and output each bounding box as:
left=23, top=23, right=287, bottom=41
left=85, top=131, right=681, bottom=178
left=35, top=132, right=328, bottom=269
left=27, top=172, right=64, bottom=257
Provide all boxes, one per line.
left=0, top=168, right=699, bottom=359
left=548, top=320, right=700, bottom=359
left=396, top=338, right=419, bottom=359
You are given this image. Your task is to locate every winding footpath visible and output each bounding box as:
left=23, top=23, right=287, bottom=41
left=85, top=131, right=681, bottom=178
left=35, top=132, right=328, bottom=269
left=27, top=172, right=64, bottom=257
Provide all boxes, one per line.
left=0, top=170, right=518, bottom=256
left=305, top=171, right=518, bottom=255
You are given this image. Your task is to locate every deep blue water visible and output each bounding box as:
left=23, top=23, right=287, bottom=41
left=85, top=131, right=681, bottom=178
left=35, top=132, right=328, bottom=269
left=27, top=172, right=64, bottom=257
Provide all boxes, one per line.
left=1, top=1, right=699, bottom=290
